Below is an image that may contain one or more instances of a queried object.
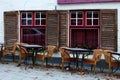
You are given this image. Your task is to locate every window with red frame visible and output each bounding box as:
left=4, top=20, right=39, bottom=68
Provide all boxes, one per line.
left=21, top=12, right=46, bottom=26
left=70, top=11, right=83, bottom=26
left=70, top=10, right=100, bottom=48
left=86, top=11, right=99, bottom=26
left=20, top=12, right=46, bottom=45
left=34, top=12, right=46, bottom=26
left=21, top=12, right=32, bottom=26
left=70, top=11, right=99, bottom=26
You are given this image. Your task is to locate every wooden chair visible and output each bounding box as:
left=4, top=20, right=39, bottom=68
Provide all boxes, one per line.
left=103, top=50, right=120, bottom=74
left=17, top=43, right=35, bottom=66
left=17, top=45, right=27, bottom=66
left=1, top=42, right=19, bottom=63
left=36, top=45, right=56, bottom=67
left=36, top=48, right=45, bottom=68
left=83, top=49, right=103, bottom=74
left=59, top=46, right=75, bottom=71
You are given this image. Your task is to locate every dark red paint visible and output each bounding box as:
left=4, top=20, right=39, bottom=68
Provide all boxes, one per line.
left=58, top=0, right=120, bottom=4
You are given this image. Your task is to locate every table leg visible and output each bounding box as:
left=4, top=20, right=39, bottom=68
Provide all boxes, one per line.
left=80, top=52, right=85, bottom=72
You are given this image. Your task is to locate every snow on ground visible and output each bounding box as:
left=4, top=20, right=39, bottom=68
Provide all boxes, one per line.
left=0, top=62, right=120, bottom=80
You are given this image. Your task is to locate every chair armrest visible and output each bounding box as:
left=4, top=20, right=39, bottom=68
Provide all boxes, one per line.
left=43, top=50, right=48, bottom=56
left=84, top=52, right=93, bottom=58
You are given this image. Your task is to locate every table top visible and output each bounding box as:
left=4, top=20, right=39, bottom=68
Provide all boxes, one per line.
left=0, top=43, right=4, bottom=45
left=110, top=51, right=120, bottom=56
left=64, top=47, right=92, bottom=52
left=20, top=44, right=43, bottom=48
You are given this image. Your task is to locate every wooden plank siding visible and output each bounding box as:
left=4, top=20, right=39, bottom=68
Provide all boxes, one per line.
left=46, top=11, right=68, bottom=48
left=58, top=11, right=68, bottom=47
left=100, top=9, right=117, bottom=51
left=4, top=10, right=117, bottom=51
left=46, top=11, right=59, bottom=48
left=4, top=11, right=18, bottom=46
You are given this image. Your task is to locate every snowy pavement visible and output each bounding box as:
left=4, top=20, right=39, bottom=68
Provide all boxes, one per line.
left=0, top=62, right=120, bottom=80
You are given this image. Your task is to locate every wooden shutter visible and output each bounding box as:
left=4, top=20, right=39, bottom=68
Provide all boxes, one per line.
left=100, top=9, right=117, bottom=51
left=46, top=11, right=59, bottom=47
left=59, top=11, right=68, bottom=47
left=4, top=11, right=18, bottom=46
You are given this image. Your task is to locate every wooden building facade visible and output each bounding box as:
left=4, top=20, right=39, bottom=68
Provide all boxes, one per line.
left=4, top=9, right=117, bottom=50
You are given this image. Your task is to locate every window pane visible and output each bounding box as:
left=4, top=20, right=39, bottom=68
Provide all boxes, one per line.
left=78, top=12, right=83, bottom=18
left=71, top=19, right=76, bottom=25
left=41, top=12, right=46, bottom=18
left=87, top=12, right=92, bottom=18
left=35, top=20, right=40, bottom=25
left=93, top=12, right=99, bottom=18
left=93, top=19, right=98, bottom=25
left=27, top=13, right=32, bottom=18
left=41, top=19, right=46, bottom=25
left=71, top=12, right=76, bottom=18
left=87, top=19, right=92, bottom=25
left=36, top=12, right=40, bottom=18
left=28, top=20, right=32, bottom=25
left=22, top=20, right=26, bottom=25
left=22, top=13, right=26, bottom=18
left=77, top=19, right=82, bottom=25
left=22, top=28, right=45, bottom=45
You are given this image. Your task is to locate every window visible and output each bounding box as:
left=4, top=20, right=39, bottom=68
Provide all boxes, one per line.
left=21, top=12, right=46, bottom=26
left=70, top=11, right=83, bottom=26
left=21, top=12, right=32, bottom=26
left=70, top=11, right=99, bottom=27
left=20, top=11, right=46, bottom=45
left=35, top=12, right=46, bottom=26
left=69, top=10, right=100, bottom=48
left=86, top=11, right=99, bottom=26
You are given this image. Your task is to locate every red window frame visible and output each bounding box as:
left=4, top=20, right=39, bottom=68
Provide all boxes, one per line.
left=70, top=10, right=100, bottom=28
left=85, top=11, right=99, bottom=26
left=20, top=11, right=46, bottom=26
left=20, top=11, right=46, bottom=45
left=70, top=11, right=84, bottom=26
left=69, top=10, right=100, bottom=48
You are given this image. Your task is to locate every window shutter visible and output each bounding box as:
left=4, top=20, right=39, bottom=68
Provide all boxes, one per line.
left=100, top=9, right=117, bottom=51
left=4, top=11, right=18, bottom=46
left=59, top=11, right=68, bottom=46
left=46, top=11, right=59, bottom=47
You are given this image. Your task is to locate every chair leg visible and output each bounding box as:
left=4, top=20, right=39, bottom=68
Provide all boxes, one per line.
left=12, top=54, right=15, bottom=62
left=93, top=65, right=96, bottom=74
left=62, top=62, right=64, bottom=71
left=1, top=56, right=4, bottom=64
left=46, top=58, right=48, bottom=66
left=91, top=65, right=93, bottom=71
left=41, top=60, right=44, bottom=68
left=108, top=66, right=111, bottom=74
left=17, top=57, right=22, bottom=66
left=50, top=58, right=54, bottom=67
left=99, top=61, right=103, bottom=72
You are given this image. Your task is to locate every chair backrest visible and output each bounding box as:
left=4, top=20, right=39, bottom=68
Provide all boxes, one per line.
left=46, top=45, right=56, bottom=57
left=11, top=42, right=20, bottom=53
left=17, top=45, right=27, bottom=54
left=92, top=49, right=103, bottom=62
left=59, top=46, right=70, bottom=59
left=103, top=50, right=113, bottom=63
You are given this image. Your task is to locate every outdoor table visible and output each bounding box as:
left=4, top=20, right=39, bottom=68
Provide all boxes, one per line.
left=0, top=43, right=4, bottom=61
left=19, top=44, right=43, bottom=67
left=109, top=51, right=120, bottom=73
left=0, top=43, right=4, bottom=51
left=64, top=47, right=92, bottom=71
left=110, top=51, right=120, bottom=61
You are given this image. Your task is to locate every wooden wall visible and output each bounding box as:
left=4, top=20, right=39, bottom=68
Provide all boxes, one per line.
left=4, top=11, right=18, bottom=46
left=100, top=9, right=117, bottom=51
left=4, top=10, right=117, bottom=50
